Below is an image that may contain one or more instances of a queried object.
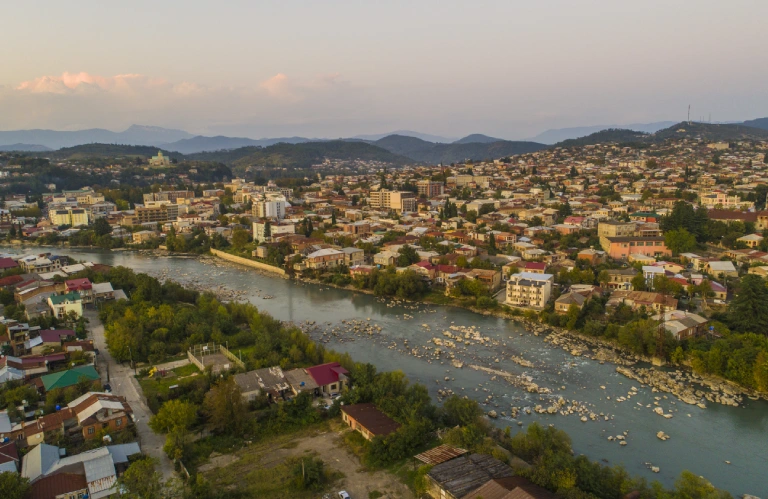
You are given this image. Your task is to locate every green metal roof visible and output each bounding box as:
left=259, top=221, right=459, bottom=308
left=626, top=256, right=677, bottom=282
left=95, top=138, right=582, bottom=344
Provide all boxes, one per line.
left=48, top=292, right=81, bottom=305
left=41, top=365, right=99, bottom=391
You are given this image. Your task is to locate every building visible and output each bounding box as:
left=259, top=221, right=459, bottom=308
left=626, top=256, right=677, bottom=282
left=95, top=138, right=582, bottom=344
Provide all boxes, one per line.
left=252, top=193, right=289, bottom=220
left=47, top=292, right=83, bottom=319
left=369, top=189, right=417, bottom=213
left=49, top=208, right=89, bottom=227
left=705, top=260, right=738, bottom=278
left=341, top=403, right=401, bottom=441
left=65, top=278, right=93, bottom=304
left=233, top=367, right=290, bottom=403
left=149, top=150, right=171, bottom=167
left=417, top=180, right=444, bottom=198
left=253, top=221, right=295, bottom=243
left=555, top=292, right=587, bottom=314
left=143, top=190, right=193, bottom=204
left=341, top=247, right=365, bottom=267
left=603, top=236, right=670, bottom=260
left=426, top=453, right=513, bottom=499
left=506, top=272, right=554, bottom=309
left=464, top=477, right=558, bottom=499
left=132, top=230, right=159, bottom=244
left=652, top=310, right=708, bottom=340
left=40, top=365, right=100, bottom=392
left=301, top=248, right=345, bottom=270
left=306, top=362, right=348, bottom=396
left=604, top=268, right=639, bottom=290
left=598, top=220, right=637, bottom=251
left=23, top=442, right=141, bottom=499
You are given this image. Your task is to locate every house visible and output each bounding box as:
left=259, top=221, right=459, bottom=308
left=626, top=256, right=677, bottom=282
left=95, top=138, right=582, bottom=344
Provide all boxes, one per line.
left=40, top=365, right=100, bottom=392
left=466, top=268, right=502, bottom=291
left=576, top=248, right=606, bottom=265
left=604, top=268, right=638, bottom=290
left=464, top=477, right=558, bottom=499
left=0, top=439, right=19, bottom=473
left=22, top=442, right=141, bottom=499
left=373, top=250, right=397, bottom=267
left=301, top=248, right=345, bottom=270
left=520, top=261, right=547, bottom=274
left=283, top=368, right=320, bottom=396
left=737, top=234, right=764, bottom=248
left=233, top=366, right=290, bottom=402
left=506, top=273, right=554, bottom=309
left=92, top=282, right=116, bottom=301
left=131, top=230, right=158, bottom=244
left=426, top=453, right=513, bottom=499
left=68, top=392, right=133, bottom=439
left=705, top=260, right=738, bottom=278
left=341, top=247, right=365, bottom=267
left=306, top=362, right=349, bottom=396
left=64, top=278, right=93, bottom=303
left=341, top=403, right=401, bottom=441
left=48, top=292, right=83, bottom=319
left=612, top=290, right=678, bottom=313
left=651, top=310, right=708, bottom=340
left=555, top=292, right=587, bottom=314
left=603, top=236, right=670, bottom=260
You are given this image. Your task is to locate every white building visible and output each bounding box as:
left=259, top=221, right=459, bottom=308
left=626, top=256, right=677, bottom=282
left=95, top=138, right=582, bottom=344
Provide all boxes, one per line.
left=506, top=272, right=554, bottom=309
left=253, top=220, right=295, bottom=243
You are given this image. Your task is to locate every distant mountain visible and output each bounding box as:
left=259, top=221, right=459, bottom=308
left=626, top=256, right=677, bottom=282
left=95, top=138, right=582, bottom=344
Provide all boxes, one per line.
left=0, top=125, right=193, bottom=150
left=741, top=117, right=768, bottom=131
left=529, top=121, right=676, bottom=144
left=555, top=129, right=651, bottom=148
left=163, top=135, right=321, bottom=154
left=453, top=134, right=502, bottom=144
left=50, top=143, right=182, bottom=160
left=188, top=140, right=411, bottom=174
left=0, top=143, right=52, bottom=152
left=373, top=134, right=545, bottom=163
left=352, top=130, right=455, bottom=143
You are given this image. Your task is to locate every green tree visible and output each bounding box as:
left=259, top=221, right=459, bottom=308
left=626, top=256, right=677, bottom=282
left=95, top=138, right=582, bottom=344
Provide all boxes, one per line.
left=487, top=233, right=497, bottom=255
left=631, top=273, right=646, bottom=291
left=0, top=471, right=30, bottom=499
left=396, top=245, right=420, bottom=267
left=149, top=399, right=197, bottom=434
left=231, top=228, right=250, bottom=250
left=673, top=470, right=731, bottom=499
left=263, top=221, right=271, bottom=240
left=93, top=217, right=113, bottom=236
left=203, top=377, right=248, bottom=434
left=117, top=457, right=163, bottom=499
left=442, top=395, right=482, bottom=426
left=728, top=274, right=768, bottom=333
left=292, top=457, right=327, bottom=491
left=665, top=228, right=697, bottom=255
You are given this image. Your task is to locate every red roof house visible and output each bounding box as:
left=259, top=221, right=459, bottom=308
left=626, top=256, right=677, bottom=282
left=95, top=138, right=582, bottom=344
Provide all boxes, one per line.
left=306, top=362, right=349, bottom=395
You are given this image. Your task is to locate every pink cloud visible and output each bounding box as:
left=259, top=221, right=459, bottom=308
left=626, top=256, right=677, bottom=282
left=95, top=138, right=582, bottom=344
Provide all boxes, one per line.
left=16, top=72, right=151, bottom=94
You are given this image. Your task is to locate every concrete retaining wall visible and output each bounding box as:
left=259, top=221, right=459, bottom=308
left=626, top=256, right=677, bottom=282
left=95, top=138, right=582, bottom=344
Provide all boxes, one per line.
left=210, top=248, right=286, bottom=276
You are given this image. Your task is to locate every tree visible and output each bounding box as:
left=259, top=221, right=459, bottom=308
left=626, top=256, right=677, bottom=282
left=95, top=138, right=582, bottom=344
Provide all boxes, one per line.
left=487, top=233, right=497, bottom=255
left=397, top=244, right=420, bottom=267
left=292, top=457, right=327, bottom=491
left=631, top=273, right=646, bottom=291
left=597, top=270, right=610, bottom=288
left=263, top=221, right=271, bottom=240
left=0, top=471, right=30, bottom=499
left=149, top=399, right=197, bottom=434
left=117, top=457, right=163, bottom=499
left=93, top=217, right=113, bottom=236
left=665, top=228, right=697, bottom=255
left=442, top=395, right=482, bottom=426
left=304, top=217, right=314, bottom=237
left=673, top=470, right=731, bottom=499
left=203, top=377, right=248, bottom=434
left=231, top=228, right=250, bottom=250
left=728, top=274, right=768, bottom=333
left=331, top=210, right=337, bottom=225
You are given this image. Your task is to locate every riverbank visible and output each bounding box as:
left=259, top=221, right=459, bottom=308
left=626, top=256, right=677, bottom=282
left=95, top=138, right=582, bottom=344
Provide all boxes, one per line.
left=204, top=249, right=768, bottom=408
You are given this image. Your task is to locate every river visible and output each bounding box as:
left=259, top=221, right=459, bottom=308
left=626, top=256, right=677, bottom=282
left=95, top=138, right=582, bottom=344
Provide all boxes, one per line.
left=18, top=248, right=768, bottom=495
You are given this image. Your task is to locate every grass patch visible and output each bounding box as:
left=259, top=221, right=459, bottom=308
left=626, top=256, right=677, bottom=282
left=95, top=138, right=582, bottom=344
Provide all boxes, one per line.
left=369, top=491, right=384, bottom=499
left=198, top=421, right=339, bottom=499
left=172, top=363, right=200, bottom=377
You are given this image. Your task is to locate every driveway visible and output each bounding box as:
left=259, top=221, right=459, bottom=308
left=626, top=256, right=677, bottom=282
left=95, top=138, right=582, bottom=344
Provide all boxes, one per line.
left=85, top=308, right=175, bottom=481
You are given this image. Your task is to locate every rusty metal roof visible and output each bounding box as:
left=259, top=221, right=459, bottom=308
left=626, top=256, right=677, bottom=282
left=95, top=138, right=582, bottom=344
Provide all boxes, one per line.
left=414, top=444, right=468, bottom=465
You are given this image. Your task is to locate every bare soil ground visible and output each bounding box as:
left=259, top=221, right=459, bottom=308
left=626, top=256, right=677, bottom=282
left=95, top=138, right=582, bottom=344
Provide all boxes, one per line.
left=202, top=421, right=414, bottom=499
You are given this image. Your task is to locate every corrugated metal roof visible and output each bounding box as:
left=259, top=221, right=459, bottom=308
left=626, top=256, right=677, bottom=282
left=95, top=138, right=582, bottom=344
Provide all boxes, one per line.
left=414, top=444, right=468, bottom=465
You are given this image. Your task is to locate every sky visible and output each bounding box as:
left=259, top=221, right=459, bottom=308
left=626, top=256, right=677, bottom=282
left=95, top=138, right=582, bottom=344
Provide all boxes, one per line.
left=2, top=0, right=767, bottom=139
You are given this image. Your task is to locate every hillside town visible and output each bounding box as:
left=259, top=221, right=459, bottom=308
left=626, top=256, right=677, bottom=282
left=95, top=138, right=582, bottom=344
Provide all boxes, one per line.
left=1, top=133, right=768, bottom=498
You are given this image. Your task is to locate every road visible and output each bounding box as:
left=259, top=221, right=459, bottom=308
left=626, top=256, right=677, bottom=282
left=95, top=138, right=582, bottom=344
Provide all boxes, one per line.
left=85, top=308, right=176, bottom=481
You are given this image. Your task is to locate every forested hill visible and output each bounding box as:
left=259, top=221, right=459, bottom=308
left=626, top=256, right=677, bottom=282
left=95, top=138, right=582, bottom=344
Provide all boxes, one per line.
left=555, top=129, right=650, bottom=148
left=188, top=140, right=412, bottom=173
left=49, top=143, right=183, bottom=160
left=373, top=134, right=546, bottom=163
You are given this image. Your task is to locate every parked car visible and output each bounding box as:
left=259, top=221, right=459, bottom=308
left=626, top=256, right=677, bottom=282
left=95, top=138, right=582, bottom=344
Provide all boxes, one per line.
left=338, top=492, right=350, bottom=499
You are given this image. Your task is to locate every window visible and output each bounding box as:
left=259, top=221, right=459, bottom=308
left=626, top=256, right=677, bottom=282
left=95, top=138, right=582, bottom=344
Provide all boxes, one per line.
left=88, top=426, right=95, bottom=435
left=116, top=418, right=122, bottom=427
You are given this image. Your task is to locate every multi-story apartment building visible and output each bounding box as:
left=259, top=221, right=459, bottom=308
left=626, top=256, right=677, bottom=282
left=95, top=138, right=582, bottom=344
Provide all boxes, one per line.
left=598, top=220, right=637, bottom=251
left=49, top=208, right=89, bottom=227
left=369, top=189, right=416, bottom=213
left=252, top=193, right=289, bottom=220
left=416, top=180, right=444, bottom=198
left=506, top=272, right=554, bottom=309
left=142, top=190, right=194, bottom=204
left=253, top=221, right=295, bottom=243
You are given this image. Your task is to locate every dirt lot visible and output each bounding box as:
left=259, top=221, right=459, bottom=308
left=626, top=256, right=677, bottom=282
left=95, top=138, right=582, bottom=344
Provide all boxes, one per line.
left=202, top=421, right=414, bottom=499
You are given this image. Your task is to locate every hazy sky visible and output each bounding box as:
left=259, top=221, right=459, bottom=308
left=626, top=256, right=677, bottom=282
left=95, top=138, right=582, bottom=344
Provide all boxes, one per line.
left=2, top=0, right=767, bottom=139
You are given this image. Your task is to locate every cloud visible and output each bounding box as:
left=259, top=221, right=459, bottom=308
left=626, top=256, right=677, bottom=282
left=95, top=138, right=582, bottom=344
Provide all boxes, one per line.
left=0, top=71, right=375, bottom=135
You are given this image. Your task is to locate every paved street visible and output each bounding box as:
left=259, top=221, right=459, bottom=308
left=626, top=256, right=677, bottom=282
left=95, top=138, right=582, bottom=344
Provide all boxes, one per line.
left=85, top=309, right=176, bottom=481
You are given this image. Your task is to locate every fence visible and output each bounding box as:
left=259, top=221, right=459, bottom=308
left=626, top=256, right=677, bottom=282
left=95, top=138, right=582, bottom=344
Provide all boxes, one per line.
left=187, top=342, right=245, bottom=372
left=210, top=248, right=286, bottom=275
